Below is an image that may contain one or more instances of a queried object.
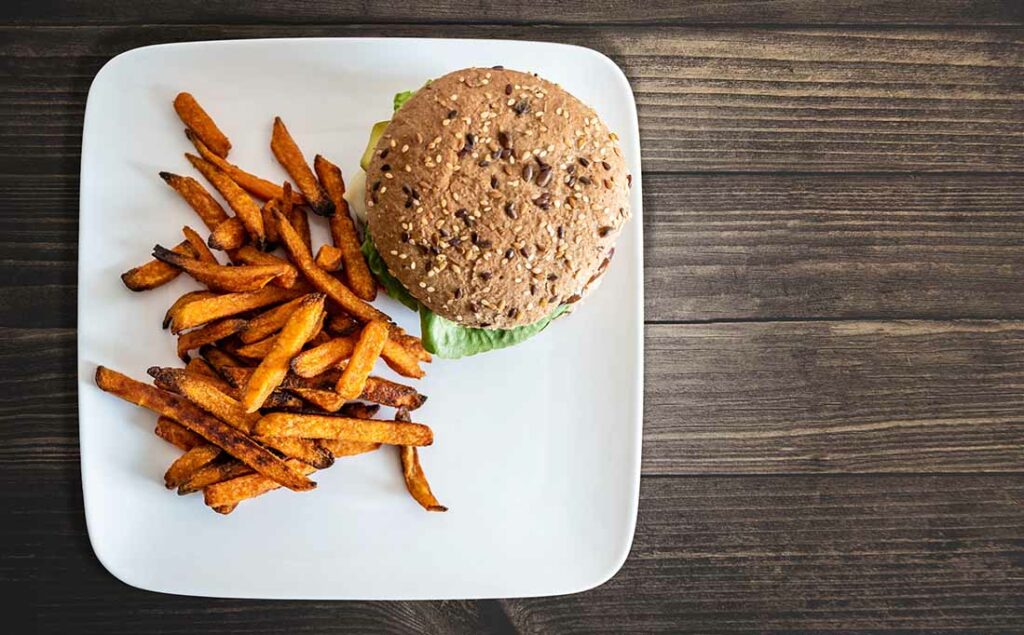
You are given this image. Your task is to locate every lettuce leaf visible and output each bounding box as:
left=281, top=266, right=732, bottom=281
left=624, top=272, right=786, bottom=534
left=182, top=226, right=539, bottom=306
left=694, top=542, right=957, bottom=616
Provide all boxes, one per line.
left=360, top=231, right=567, bottom=358
left=393, top=90, right=416, bottom=112
left=361, top=232, right=421, bottom=311
left=419, top=304, right=571, bottom=360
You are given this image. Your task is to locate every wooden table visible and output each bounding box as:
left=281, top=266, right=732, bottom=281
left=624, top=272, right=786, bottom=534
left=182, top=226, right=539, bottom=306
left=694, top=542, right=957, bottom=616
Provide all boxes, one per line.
left=3, top=2, right=1022, bottom=632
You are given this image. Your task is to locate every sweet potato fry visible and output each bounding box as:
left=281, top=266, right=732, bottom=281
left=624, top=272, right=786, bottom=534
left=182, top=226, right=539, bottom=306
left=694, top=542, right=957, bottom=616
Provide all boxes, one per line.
left=121, top=239, right=196, bottom=292
left=160, top=172, right=229, bottom=231
left=231, top=245, right=299, bottom=289
left=260, top=437, right=334, bottom=469
left=174, top=92, right=231, bottom=158
left=176, top=318, right=247, bottom=361
left=270, top=117, right=334, bottom=217
left=260, top=199, right=281, bottom=246
left=231, top=333, right=277, bottom=361
left=208, top=217, right=248, bottom=251
left=200, top=345, right=243, bottom=372
left=242, top=293, right=325, bottom=412
left=362, top=376, right=427, bottom=410
left=396, top=408, right=446, bottom=512
left=256, top=412, right=432, bottom=446
left=288, top=205, right=312, bottom=252
left=186, top=128, right=304, bottom=205
left=288, top=387, right=345, bottom=412
left=323, top=440, right=382, bottom=458
left=290, top=335, right=356, bottom=378
left=186, top=153, right=265, bottom=247
left=314, top=245, right=344, bottom=272
left=155, top=415, right=204, bottom=450
left=392, top=332, right=431, bottom=363
left=185, top=358, right=237, bottom=395
left=181, top=226, right=218, bottom=264
left=164, top=443, right=222, bottom=489
left=178, top=459, right=253, bottom=495
left=274, top=210, right=390, bottom=324
left=263, top=390, right=305, bottom=410
left=315, top=155, right=376, bottom=301
left=336, top=321, right=388, bottom=399
left=204, top=459, right=317, bottom=509
left=326, top=313, right=360, bottom=337
left=340, top=402, right=380, bottom=419
left=164, top=290, right=217, bottom=330
left=171, top=287, right=304, bottom=333
left=239, top=296, right=305, bottom=343
left=152, top=367, right=325, bottom=465
left=380, top=339, right=426, bottom=379
left=232, top=364, right=426, bottom=410
left=153, top=245, right=288, bottom=292
left=95, top=366, right=314, bottom=491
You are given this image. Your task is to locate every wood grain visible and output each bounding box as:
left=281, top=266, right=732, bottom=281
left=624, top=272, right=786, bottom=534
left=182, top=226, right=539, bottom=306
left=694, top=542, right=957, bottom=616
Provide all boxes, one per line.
left=4, top=471, right=1021, bottom=632
left=10, top=323, right=1024, bottom=474
left=645, top=320, right=1024, bottom=473
left=644, top=173, right=1024, bottom=321
left=2, top=26, right=1022, bottom=173
left=6, top=0, right=1023, bottom=26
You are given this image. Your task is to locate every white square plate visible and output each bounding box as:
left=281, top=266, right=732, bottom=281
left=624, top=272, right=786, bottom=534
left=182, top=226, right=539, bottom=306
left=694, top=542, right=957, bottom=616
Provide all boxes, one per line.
left=78, top=37, right=643, bottom=600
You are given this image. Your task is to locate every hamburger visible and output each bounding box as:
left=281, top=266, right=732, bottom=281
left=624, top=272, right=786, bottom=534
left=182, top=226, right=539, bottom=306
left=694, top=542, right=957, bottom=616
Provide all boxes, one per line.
left=359, top=67, right=631, bottom=358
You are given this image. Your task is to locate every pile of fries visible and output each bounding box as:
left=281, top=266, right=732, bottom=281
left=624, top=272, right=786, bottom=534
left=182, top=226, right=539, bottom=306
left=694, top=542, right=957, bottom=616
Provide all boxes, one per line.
left=97, top=92, right=445, bottom=514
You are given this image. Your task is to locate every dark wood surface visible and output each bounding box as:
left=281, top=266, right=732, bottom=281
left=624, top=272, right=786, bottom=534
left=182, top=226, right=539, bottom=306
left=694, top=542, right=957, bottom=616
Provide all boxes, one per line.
left=2, top=2, right=1022, bottom=633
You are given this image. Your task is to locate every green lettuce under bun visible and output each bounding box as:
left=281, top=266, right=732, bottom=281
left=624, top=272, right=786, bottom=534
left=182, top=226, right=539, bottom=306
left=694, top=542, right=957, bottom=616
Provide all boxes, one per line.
left=361, top=231, right=568, bottom=359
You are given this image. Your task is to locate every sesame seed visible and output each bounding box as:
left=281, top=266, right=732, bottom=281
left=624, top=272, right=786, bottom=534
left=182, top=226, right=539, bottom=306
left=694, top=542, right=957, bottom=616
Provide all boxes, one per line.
left=401, top=144, right=409, bottom=152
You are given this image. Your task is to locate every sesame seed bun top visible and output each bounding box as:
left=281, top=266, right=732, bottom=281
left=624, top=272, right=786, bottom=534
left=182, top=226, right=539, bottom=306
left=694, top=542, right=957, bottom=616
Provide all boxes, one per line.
left=365, top=67, right=631, bottom=329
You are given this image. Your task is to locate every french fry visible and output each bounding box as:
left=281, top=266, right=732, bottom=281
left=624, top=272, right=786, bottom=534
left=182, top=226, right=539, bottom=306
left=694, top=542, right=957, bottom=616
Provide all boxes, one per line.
left=186, top=153, right=265, bottom=247
left=260, top=199, right=281, bottom=246
left=208, top=217, right=248, bottom=251
left=340, top=402, right=381, bottom=419
left=95, top=366, right=314, bottom=492
left=203, top=459, right=317, bottom=509
left=241, top=293, right=325, bottom=412
left=314, top=155, right=376, bottom=301
left=314, top=245, right=344, bottom=272
left=231, top=333, right=277, bottom=361
left=270, top=117, right=334, bottom=217
left=392, top=332, right=432, bottom=363
left=178, top=459, right=253, bottom=495
left=171, top=286, right=304, bottom=333
left=164, top=290, right=217, bottom=330
left=173, top=92, right=231, bottom=158
left=176, top=318, right=247, bottom=361
left=255, top=412, right=433, bottom=446
left=323, top=440, right=382, bottom=458
left=186, top=128, right=304, bottom=205
left=240, top=296, right=306, bottom=344
left=326, top=313, right=360, bottom=337
left=155, top=415, right=204, bottom=450
left=184, top=358, right=236, bottom=395
left=199, top=345, right=243, bottom=373
left=380, top=339, right=426, bottom=379
left=231, top=245, right=299, bottom=289
left=181, top=226, right=218, bottom=264
left=164, top=444, right=222, bottom=489
left=260, top=437, right=334, bottom=469
left=290, top=335, right=356, bottom=378
left=335, top=321, right=388, bottom=399
left=226, top=364, right=425, bottom=410
left=396, top=408, right=446, bottom=512
left=362, top=376, right=427, bottom=410
left=150, top=367, right=331, bottom=467
left=288, top=387, right=345, bottom=412
left=153, top=245, right=288, bottom=292
left=159, top=172, right=230, bottom=231
left=121, top=240, right=196, bottom=292
left=288, top=205, right=312, bottom=252
left=274, top=210, right=390, bottom=324
left=263, top=390, right=305, bottom=410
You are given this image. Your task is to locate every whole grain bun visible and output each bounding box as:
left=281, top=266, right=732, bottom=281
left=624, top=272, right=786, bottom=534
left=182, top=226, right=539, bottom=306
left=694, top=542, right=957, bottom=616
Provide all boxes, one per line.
left=365, top=67, right=630, bottom=329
